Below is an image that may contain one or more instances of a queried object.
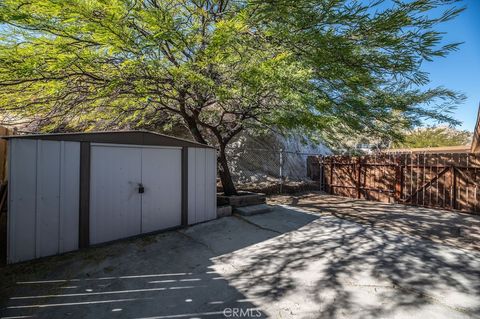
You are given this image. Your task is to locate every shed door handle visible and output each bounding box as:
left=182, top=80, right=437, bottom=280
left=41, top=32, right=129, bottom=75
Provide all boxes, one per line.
left=138, top=183, right=145, bottom=194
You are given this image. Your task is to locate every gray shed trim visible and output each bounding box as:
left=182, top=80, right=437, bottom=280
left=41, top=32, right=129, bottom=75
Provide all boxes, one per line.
left=79, top=142, right=91, bottom=249
left=181, top=147, right=189, bottom=227
left=2, top=130, right=215, bottom=149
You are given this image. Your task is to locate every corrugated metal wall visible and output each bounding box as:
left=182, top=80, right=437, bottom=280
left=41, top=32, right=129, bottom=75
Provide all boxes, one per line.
left=8, top=139, right=80, bottom=263
left=7, top=139, right=216, bottom=263
left=140, top=147, right=182, bottom=232
left=188, top=148, right=217, bottom=224
left=89, top=144, right=143, bottom=245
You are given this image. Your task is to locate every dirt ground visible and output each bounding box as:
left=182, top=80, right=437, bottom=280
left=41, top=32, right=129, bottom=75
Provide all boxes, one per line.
left=268, top=192, right=480, bottom=251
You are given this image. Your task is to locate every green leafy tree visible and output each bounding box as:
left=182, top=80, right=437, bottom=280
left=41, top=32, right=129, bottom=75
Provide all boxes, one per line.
left=0, top=0, right=465, bottom=195
left=395, top=126, right=472, bottom=148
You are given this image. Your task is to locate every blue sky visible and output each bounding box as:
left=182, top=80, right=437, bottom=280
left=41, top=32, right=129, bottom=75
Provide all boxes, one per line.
left=421, top=0, right=480, bottom=131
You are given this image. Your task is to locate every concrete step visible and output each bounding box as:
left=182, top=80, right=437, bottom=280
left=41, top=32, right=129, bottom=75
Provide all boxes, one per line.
left=233, top=204, right=272, bottom=216
left=217, top=192, right=266, bottom=207
left=217, top=205, right=232, bottom=218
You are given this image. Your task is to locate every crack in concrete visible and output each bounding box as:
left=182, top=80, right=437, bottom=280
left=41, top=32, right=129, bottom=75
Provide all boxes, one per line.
left=232, top=214, right=283, bottom=234
left=175, top=230, right=217, bottom=255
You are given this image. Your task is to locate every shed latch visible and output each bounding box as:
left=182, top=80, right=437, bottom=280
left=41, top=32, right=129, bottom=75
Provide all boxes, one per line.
left=138, top=183, right=145, bottom=194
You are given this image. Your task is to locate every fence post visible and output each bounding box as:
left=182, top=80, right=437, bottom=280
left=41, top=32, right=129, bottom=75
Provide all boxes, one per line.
left=279, top=149, right=284, bottom=194
left=452, top=166, right=457, bottom=210
left=319, top=156, right=323, bottom=191
left=394, top=155, right=403, bottom=203
left=356, top=157, right=362, bottom=199
left=330, top=159, right=334, bottom=195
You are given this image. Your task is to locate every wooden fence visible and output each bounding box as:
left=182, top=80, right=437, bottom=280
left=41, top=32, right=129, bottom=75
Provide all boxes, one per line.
left=0, top=126, right=11, bottom=183
left=0, top=126, right=12, bottom=264
left=307, top=153, right=480, bottom=214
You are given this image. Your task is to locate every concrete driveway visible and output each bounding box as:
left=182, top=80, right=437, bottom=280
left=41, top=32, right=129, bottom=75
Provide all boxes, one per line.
left=1, top=204, right=479, bottom=319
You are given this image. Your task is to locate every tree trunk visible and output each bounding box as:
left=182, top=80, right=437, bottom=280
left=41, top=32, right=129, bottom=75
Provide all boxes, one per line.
left=218, top=145, right=238, bottom=196
left=182, top=114, right=238, bottom=196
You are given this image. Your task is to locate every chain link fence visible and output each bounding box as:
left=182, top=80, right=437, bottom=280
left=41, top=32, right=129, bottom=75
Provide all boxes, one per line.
left=225, top=147, right=326, bottom=194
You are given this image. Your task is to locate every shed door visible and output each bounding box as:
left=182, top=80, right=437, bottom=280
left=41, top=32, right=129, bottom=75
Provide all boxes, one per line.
left=141, top=147, right=182, bottom=233
left=90, top=145, right=142, bottom=245
left=89, top=144, right=182, bottom=245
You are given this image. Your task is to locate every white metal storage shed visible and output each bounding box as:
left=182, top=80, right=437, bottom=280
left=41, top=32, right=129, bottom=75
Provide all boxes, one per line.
left=4, top=131, right=217, bottom=263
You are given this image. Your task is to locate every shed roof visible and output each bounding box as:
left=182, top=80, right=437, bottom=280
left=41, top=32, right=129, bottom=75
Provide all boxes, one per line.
left=2, top=130, right=215, bottom=149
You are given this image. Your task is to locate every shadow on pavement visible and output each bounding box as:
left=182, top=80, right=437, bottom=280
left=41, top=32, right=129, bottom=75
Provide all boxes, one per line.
left=270, top=193, right=480, bottom=251
left=218, top=205, right=480, bottom=318
left=0, top=210, right=316, bottom=319
left=1, top=202, right=479, bottom=318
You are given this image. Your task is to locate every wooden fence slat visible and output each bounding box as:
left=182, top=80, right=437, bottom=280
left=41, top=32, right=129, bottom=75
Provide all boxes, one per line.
left=0, top=126, right=12, bottom=183
left=307, top=152, right=480, bottom=215
left=394, top=156, right=403, bottom=202
left=403, top=166, right=450, bottom=203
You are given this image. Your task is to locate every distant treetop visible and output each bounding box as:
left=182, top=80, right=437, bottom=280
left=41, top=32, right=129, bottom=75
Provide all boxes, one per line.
left=394, top=126, right=472, bottom=148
